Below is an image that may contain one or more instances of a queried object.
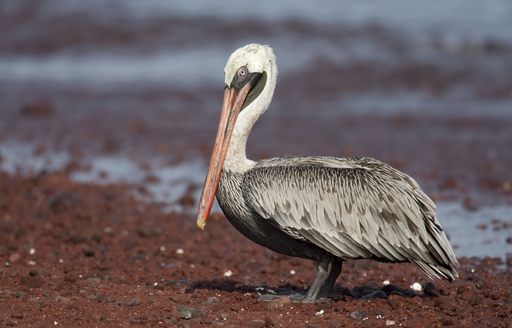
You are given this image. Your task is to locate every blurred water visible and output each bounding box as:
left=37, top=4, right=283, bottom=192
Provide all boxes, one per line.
left=1, top=140, right=510, bottom=258
left=1, top=0, right=511, bottom=118
left=34, top=0, right=512, bottom=44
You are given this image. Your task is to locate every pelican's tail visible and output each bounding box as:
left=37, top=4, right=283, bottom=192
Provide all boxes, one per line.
left=413, top=260, right=459, bottom=282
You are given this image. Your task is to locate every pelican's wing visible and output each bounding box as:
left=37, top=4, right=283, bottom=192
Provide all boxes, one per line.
left=242, top=156, right=458, bottom=280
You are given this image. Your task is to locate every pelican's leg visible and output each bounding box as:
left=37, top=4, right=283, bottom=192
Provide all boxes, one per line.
left=305, top=255, right=342, bottom=302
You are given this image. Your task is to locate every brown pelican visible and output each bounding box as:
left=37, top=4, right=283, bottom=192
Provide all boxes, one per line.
left=196, top=44, right=458, bottom=301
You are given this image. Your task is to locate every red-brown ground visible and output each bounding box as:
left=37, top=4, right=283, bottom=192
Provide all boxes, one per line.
left=0, top=171, right=510, bottom=327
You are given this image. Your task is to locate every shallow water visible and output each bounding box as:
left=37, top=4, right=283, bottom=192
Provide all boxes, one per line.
left=1, top=141, right=510, bottom=259
left=1, top=0, right=511, bottom=119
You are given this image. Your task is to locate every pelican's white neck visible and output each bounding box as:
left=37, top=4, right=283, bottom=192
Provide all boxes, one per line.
left=223, top=61, right=277, bottom=174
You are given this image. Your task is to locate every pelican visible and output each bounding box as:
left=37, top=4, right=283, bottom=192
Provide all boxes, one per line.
left=197, top=44, right=458, bottom=301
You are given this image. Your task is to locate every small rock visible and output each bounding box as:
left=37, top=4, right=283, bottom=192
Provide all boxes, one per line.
left=223, top=270, right=233, bottom=277
left=176, top=248, right=184, bottom=255
left=220, top=313, right=229, bottom=320
left=350, top=311, right=367, bottom=320
left=206, top=296, right=220, bottom=304
left=15, top=291, right=27, bottom=299
left=125, top=298, right=142, bottom=306
left=289, top=270, right=296, bottom=275
left=382, top=280, right=390, bottom=285
left=386, top=319, right=396, bottom=326
left=48, top=192, right=79, bottom=212
left=410, top=282, right=422, bottom=292
left=258, top=294, right=276, bottom=302
left=177, top=305, right=202, bottom=320
left=315, top=309, right=324, bottom=316
left=83, top=249, right=95, bottom=257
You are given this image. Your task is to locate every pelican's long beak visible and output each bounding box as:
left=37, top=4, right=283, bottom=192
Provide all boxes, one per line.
left=196, top=83, right=253, bottom=230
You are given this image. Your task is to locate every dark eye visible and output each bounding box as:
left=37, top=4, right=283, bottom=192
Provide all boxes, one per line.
left=238, top=67, right=248, bottom=77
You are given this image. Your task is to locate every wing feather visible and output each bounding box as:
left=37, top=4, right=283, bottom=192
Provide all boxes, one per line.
left=242, top=156, right=458, bottom=280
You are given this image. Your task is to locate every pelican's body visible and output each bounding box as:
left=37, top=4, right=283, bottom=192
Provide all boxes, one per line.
left=197, top=44, right=458, bottom=301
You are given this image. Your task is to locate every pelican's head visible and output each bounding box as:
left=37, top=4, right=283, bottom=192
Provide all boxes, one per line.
left=196, top=44, right=277, bottom=230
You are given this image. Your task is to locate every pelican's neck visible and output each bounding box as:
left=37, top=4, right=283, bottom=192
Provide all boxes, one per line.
left=224, top=66, right=277, bottom=174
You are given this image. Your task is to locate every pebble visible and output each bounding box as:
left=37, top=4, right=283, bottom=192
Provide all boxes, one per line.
left=350, top=311, right=367, bottom=320
left=410, top=282, right=422, bottom=292
left=29, top=248, right=35, bottom=255
left=386, top=319, right=396, bottom=326
left=223, top=270, right=233, bottom=277
left=315, top=310, right=324, bottom=316
left=220, top=313, right=229, bottom=320
left=206, top=296, right=220, bottom=304
left=289, top=270, right=296, bottom=275
left=258, top=294, right=276, bottom=302
left=124, top=298, right=141, bottom=306
left=176, top=305, right=202, bottom=320
left=176, top=248, right=184, bottom=255
left=382, top=280, right=390, bottom=285
left=15, top=291, right=27, bottom=299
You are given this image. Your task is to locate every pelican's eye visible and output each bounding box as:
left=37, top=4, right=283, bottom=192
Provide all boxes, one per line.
left=237, top=66, right=248, bottom=78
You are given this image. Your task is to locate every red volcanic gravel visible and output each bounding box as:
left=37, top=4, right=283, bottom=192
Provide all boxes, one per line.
left=0, top=171, right=510, bottom=327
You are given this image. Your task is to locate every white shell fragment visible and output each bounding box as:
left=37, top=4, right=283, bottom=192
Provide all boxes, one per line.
left=315, top=310, right=324, bottom=316
left=223, top=270, right=233, bottom=277
left=383, top=280, right=390, bottom=285
left=176, top=248, right=184, bottom=255
left=410, top=282, right=422, bottom=292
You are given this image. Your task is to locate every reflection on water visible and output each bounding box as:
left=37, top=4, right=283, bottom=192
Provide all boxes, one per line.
left=1, top=140, right=510, bottom=259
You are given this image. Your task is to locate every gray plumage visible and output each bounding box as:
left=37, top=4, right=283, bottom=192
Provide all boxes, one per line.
left=207, top=44, right=458, bottom=301
left=217, top=156, right=458, bottom=297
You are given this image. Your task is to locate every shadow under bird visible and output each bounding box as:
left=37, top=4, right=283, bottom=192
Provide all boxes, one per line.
left=197, top=43, right=458, bottom=301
